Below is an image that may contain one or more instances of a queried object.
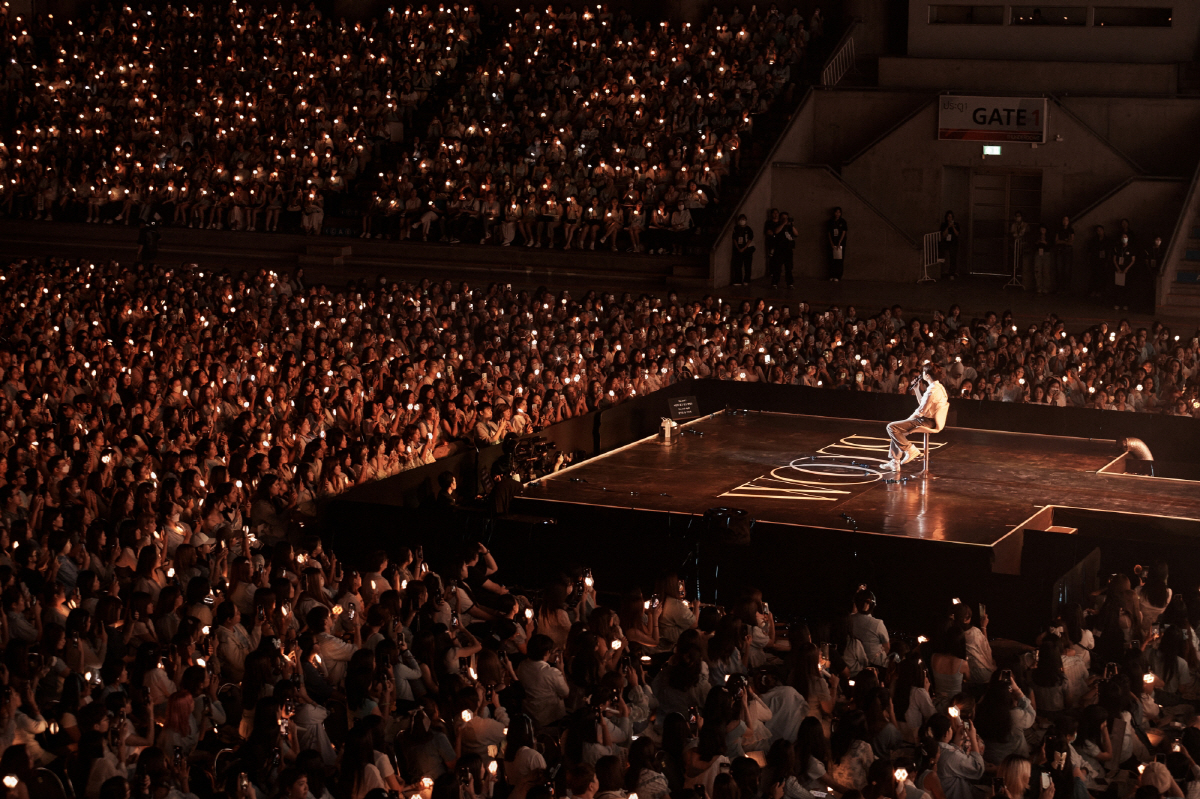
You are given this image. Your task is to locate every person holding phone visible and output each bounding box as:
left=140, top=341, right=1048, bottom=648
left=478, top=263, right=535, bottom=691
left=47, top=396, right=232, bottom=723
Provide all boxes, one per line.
left=827, top=207, right=848, bottom=282
left=307, top=604, right=361, bottom=687
left=993, top=754, right=1054, bottom=799
left=940, top=211, right=962, bottom=280
left=930, top=713, right=985, bottom=799
left=975, top=671, right=1036, bottom=766
left=1139, top=760, right=1185, bottom=799
left=950, top=602, right=996, bottom=685
left=516, top=635, right=571, bottom=729
left=657, top=573, right=699, bottom=651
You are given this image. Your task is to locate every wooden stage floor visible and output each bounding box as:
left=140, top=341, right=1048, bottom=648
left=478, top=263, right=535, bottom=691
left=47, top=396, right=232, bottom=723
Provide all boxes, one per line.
left=521, top=412, right=1200, bottom=549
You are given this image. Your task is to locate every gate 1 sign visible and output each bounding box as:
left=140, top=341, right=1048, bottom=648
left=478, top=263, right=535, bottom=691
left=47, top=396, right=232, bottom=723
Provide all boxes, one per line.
left=938, top=96, right=1048, bottom=143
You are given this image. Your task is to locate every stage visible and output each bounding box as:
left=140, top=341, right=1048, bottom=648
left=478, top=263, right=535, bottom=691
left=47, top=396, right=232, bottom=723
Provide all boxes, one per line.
left=330, top=384, right=1200, bottom=637
left=519, top=411, right=1200, bottom=576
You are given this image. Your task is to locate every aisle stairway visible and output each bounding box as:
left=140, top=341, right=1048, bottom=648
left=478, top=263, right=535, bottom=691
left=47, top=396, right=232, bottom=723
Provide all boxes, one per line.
left=1160, top=161, right=1200, bottom=315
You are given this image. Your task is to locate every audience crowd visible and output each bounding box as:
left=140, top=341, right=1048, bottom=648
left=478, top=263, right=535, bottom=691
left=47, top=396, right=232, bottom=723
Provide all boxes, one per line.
left=0, top=255, right=1195, bottom=525
left=0, top=0, right=817, bottom=251
left=0, top=427, right=1197, bottom=799
left=6, top=6, right=1200, bottom=799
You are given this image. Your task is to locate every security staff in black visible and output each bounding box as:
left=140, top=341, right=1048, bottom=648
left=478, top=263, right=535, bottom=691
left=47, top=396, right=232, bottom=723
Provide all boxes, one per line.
left=731, top=214, right=755, bottom=285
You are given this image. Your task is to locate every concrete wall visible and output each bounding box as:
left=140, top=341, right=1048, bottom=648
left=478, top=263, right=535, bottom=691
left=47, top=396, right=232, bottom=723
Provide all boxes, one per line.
left=1071, top=178, right=1188, bottom=248
left=710, top=90, right=817, bottom=286
left=771, top=164, right=922, bottom=282
left=879, top=57, right=1179, bottom=95
left=1159, top=163, right=1200, bottom=308
left=812, top=90, right=933, bottom=165
left=713, top=89, right=1200, bottom=286
left=908, top=1, right=1200, bottom=63
left=840, top=99, right=1142, bottom=242
left=1060, top=97, right=1200, bottom=175
left=844, top=0, right=892, bottom=56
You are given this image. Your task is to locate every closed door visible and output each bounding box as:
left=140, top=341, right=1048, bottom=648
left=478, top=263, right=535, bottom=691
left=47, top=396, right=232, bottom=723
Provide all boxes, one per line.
left=968, top=170, right=1042, bottom=275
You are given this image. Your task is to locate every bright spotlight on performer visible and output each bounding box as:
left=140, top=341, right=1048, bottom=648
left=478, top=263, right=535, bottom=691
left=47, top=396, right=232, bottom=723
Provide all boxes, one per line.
left=883, top=362, right=948, bottom=471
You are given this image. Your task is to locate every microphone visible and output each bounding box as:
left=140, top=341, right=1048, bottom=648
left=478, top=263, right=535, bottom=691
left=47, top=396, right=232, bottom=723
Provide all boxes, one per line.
left=909, top=374, right=924, bottom=391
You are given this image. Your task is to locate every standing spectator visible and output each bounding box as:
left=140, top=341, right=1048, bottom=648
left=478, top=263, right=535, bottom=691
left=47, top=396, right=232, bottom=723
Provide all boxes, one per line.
left=1141, top=235, right=1166, bottom=314
left=731, top=215, right=755, bottom=286
left=1033, top=225, right=1054, bottom=294
left=1009, top=212, right=1029, bottom=287
left=670, top=203, right=694, bottom=255
left=940, top=211, right=961, bottom=280
left=1088, top=225, right=1110, bottom=298
left=1119, top=218, right=1136, bottom=249
left=763, top=209, right=781, bottom=285
left=1054, top=215, right=1076, bottom=294
left=848, top=588, right=888, bottom=668
left=776, top=213, right=798, bottom=289
left=827, top=208, right=847, bottom=282
left=1113, top=233, right=1136, bottom=311
left=136, top=220, right=161, bottom=266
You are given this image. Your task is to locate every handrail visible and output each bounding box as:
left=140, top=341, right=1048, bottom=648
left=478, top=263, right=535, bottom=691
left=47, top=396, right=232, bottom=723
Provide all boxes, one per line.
left=773, top=163, right=921, bottom=248
left=820, top=20, right=859, bottom=87
left=842, top=96, right=937, bottom=168
left=923, top=231, right=943, bottom=267
left=1159, top=158, right=1200, bottom=306
left=709, top=86, right=816, bottom=254
left=821, top=36, right=856, bottom=87
left=1069, top=174, right=1186, bottom=225
left=1047, top=94, right=1146, bottom=176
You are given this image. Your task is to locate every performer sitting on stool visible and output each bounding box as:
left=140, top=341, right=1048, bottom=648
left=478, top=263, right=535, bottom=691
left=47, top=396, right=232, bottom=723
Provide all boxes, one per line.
left=884, top=362, right=948, bottom=471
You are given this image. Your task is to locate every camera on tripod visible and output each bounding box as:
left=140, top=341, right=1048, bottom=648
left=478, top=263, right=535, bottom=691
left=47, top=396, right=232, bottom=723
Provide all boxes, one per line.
left=505, top=433, right=560, bottom=480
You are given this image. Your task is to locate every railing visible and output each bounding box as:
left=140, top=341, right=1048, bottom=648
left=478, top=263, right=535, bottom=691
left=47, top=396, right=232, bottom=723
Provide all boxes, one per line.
left=1159, top=158, right=1200, bottom=308
left=780, top=164, right=921, bottom=248
left=920, top=231, right=943, bottom=282
left=821, top=22, right=858, bottom=87
left=708, top=87, right=817, bottom=282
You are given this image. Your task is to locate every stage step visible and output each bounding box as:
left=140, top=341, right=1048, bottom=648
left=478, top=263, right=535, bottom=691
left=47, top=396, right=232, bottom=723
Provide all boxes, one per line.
left=0, top=218, right=709, bottom=285
left=1176, top=271, right=1200, bottom=284
left=298, top=253, right=344, bottom=268
left=1162, top=294, right=1200, bottom=310
left=306, top=244, right=353, bottom=258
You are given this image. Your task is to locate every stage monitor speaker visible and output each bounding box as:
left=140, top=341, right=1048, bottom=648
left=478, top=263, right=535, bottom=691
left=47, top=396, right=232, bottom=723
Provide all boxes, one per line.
left=704, top=507, right=754, bottom=545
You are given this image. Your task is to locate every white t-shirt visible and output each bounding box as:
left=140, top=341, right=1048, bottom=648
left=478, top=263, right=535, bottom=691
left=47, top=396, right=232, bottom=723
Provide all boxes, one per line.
left=352, top=764, right=385, bottom=799
left=506, top=746, right=548, bottom=799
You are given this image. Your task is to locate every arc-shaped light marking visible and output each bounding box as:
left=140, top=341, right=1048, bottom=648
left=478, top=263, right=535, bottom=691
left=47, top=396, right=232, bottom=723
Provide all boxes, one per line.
left=719, top=434, right=946, bottom=501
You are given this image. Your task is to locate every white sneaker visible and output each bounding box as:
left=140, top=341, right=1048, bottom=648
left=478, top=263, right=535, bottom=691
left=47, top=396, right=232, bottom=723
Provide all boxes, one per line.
left=900, top=446, right=920, bottom=466
left=880, top=460, right=898, bottom=471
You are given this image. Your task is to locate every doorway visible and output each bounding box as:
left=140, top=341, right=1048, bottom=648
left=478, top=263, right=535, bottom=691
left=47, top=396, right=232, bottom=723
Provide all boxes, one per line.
left=968, top=170, right=1042, bottom=276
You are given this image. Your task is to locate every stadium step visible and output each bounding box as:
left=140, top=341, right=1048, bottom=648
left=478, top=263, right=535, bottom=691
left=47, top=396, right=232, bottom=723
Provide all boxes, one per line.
left=0, top=218, right=709, bottom=287
left=306, top=244, right=352, bottom=258
left=1165, top=281, right=1200, bottom=313
left=299, top=243, right=351, bottom=268
left=1177, top=271, right=1200, bottom=284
